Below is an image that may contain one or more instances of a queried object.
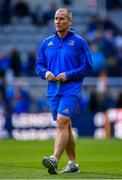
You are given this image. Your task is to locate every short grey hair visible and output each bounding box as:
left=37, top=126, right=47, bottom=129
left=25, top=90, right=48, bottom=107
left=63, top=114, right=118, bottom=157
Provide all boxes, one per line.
left=56, top=8, right=72, bottom=20
left=67, top=9, right=72, bottom=20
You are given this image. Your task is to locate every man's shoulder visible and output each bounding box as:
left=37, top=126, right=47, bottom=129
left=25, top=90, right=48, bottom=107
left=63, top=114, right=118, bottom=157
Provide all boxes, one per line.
left=39, top=34, right=55, bottom=47
left=73, top=32, right=86, bottom=43
left=44, top=34, right=55, bottom=42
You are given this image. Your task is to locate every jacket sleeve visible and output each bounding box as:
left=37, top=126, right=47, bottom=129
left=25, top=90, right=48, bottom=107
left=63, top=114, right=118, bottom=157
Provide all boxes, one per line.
left=65, top=40, right=93, bottom=81
left=35, top=41, right=47, bottom=79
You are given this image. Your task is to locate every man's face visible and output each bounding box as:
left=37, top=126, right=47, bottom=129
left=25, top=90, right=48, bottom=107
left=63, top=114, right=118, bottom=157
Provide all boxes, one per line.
left=54, top=10, right=72, bottom=33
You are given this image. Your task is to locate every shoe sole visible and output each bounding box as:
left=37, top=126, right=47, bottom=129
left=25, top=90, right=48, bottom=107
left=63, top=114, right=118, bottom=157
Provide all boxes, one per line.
left=42, top=157, right=57, bottom=175
left=60, top=169, right=80, bottom=174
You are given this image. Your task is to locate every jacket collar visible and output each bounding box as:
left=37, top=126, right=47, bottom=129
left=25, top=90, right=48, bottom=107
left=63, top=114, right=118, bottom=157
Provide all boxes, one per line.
left=55, top=30, right=74, bottom=42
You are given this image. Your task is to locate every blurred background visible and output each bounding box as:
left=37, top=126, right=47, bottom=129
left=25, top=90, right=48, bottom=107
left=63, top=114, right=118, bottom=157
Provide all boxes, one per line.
left=0, top=0, right=122, bottom=140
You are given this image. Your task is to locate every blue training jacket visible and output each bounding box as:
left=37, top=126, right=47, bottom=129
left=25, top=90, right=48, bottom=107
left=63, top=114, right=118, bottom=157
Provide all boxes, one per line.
left=35, top=31, right=93, bottom=97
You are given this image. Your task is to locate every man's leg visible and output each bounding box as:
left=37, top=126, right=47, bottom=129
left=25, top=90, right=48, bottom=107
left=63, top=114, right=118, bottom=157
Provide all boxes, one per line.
left=42, top=113, right=71, bottom=174
left=54, top=114, right=71, bottom=160
left=61, top=122, right=80, bottom=173
left=65, top=121, right=76, bottom=162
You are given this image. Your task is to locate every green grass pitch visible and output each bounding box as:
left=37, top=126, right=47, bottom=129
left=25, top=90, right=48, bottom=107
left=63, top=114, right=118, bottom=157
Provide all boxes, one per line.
left=0, top=138, right=122, bottom=179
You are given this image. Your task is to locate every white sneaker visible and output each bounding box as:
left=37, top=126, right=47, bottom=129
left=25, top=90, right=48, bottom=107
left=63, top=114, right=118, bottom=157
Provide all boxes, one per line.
left=61, top=161, right=80, bottom=173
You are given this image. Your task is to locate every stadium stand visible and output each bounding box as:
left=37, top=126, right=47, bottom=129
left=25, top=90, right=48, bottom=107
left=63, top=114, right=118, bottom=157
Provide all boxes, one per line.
left=0, top=0, right=122, bottom=114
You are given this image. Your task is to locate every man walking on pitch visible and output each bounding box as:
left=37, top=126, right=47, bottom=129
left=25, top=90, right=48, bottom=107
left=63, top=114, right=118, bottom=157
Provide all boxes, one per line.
left=35, top=8, right=93, bottom=174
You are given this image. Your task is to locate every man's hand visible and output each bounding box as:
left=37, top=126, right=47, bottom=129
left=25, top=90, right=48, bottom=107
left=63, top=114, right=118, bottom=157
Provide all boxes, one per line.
left=45, top=71, right=56, bottom=81
left=56, top=72, right=67, bottom=82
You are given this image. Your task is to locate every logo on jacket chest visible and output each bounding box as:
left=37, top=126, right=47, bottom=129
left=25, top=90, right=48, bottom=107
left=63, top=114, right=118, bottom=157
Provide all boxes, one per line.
left=67, top=40, right=75, bottom=46
left=48, top=41, right=54, bottom=46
